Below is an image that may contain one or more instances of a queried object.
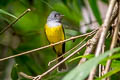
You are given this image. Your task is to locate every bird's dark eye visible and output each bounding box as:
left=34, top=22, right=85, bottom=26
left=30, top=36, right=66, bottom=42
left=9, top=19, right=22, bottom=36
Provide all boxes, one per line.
left=55, top=13, right=59, bottom=17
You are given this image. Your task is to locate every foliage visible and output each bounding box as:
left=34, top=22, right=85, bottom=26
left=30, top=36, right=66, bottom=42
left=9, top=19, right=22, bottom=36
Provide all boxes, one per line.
left=63, top=47, right=120, bottom=80
left=1, top=0, right=120, bottom=80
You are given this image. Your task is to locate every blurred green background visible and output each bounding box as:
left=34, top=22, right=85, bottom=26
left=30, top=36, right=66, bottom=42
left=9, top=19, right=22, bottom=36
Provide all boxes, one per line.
left=0, top=0, right=112, bottom=80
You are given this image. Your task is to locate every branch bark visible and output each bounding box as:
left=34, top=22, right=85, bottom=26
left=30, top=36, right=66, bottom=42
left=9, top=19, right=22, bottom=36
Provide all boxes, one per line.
left=0, top=9, right=31, bottom=35
left=103, top=1, right=120, bottom=80
left=33, top=43, right=87, bottom=80
left=19, top=72, right=33, bottom=79
left=48, top=33, right=92, bottom=66
left=0, top=30, right=95, bottom=62
left=79, top=28, right=102, bottom=64
left=88, top=0, right=117, bottom=80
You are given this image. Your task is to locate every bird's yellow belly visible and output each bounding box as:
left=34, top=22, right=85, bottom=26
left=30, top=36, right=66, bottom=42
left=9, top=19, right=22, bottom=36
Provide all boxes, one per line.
left=45, top=25, right=64, bottom=43
left=45, top=24, right=65, bottom=53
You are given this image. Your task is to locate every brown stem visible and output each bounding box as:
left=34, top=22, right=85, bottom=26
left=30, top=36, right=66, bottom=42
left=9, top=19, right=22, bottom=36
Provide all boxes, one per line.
left=48, top=29, right=97, bottom=66
left=48, top=36, right=88, bottom=66
left=0, top=9, right=31, bottom=35
left=33, top=43, right=87, bottom=80
left=19, top=72, right=33, bottom=79
left=79, top=28, right=102, bottom=64
left=88, top=0, right=117, bottom=80
left=0, top=30, right=96, bottom=62
left=16, top=31, right=95, bottom=80
left=103, top=6, right=120, bottom=80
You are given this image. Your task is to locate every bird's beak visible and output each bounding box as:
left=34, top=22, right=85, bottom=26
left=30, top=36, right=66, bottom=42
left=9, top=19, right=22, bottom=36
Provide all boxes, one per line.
left=59, top=15, right=64, bottom=19
left=60, top=15, right=64, bottom=17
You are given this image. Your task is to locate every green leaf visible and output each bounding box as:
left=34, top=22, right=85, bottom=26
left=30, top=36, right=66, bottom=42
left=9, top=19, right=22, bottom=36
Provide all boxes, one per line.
left=88, top=0, right=102, bottom=25
left=109, top=53, right=120, bottom=59
left=62, top=47, right=120, bottom=80
left=96, top=67, right=120, bottom=80
left=111, top=60, right=120, bottom=68
left=68, top=54, right=94, bottom=62
left=0, top=9, right=17, bottom=19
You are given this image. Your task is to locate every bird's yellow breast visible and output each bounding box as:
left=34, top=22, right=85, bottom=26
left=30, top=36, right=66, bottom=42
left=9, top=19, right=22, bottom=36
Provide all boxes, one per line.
left=45, top=24, right=65, bottom=43
left=45, top=24, right=65, bottom=54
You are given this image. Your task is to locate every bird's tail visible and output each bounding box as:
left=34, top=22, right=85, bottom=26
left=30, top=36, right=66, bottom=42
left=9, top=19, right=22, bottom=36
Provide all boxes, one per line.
left=57, top=54, right=67, bottom=72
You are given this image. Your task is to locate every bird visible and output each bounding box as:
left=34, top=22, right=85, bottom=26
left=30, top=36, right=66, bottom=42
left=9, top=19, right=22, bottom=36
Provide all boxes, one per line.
left=44, top=11, right=67, bottom=72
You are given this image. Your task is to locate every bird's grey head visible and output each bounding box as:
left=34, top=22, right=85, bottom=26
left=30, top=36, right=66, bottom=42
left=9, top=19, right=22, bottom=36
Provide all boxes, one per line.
left=47, top=11, right=64, bottom=22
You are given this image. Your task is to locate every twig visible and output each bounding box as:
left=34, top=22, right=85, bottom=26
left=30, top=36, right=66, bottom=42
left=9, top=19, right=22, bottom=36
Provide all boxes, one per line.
left=79, top=4, right=118, bottom=64
left=79, top=28, right=102, bottom=64
left=33, top=43, right=87, bottom=80
left=16, top=30, right=93, bottom=80
left=95, top=0, right=116, bottom=57
left=48, top=29, right=97, bottom=66
left=103, top=4, right=120, bottom=79
left=99, top=64, right=102, bottom=77
left=99, top=44, right=105, bottom=77
left=102, top=45, right=105, bottom=76
left=110, top=3, right=119, bottom=25
left=48, top=36, right=88, bottom=66
left=0, top=9, right=31, bottom=35
left=19, top=72, right=33, bottom=79
left=0, top=30, right=97, bottom=62
left=88, top=0, right=117, bottom=80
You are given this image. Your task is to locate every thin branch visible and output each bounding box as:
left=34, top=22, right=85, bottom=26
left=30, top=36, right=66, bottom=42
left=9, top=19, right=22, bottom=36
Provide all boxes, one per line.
left=88, top=0, right=117, bottom=80
left=48, top=29, right=97, bottom=66
left=79, top=28, right=102, bottom=64
left=33, top=43, right=87, bottom=80
left=99, top=64, right=102, bottom=77
left=0, top=9, right=31, bottom=35
left=19, top=72, right=33, bottom=79
left=0, top=30, right=97, bottom=62
left=110, top=3, right=119, bottom=25
left=48, top=36, right=88, bottom=66
left=17, top=33, right=91, bottom=80
left=99, top=44, right=105, bottom=77
left=9, top=37, right=87, bottom=80
left=79, top=1, right=118, bottom=65
left=95, top=0, right=116, bottom=57
left=101, top=45, right=105, bottom=76
left=103, top=4, right=120, bottom=79
left=32, top=29, right=97, bottom=80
